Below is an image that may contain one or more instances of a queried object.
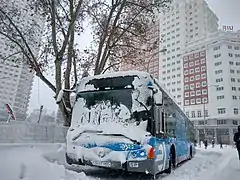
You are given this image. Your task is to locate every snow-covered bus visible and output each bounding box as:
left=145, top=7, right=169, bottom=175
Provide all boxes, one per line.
left=62, top=71, right=196, bottom=178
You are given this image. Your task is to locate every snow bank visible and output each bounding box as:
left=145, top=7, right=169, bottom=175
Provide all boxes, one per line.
left=0, top=144, right=95, bottom=180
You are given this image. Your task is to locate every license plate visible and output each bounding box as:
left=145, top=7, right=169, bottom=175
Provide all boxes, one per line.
left=91, top=161, right=112, bottom=167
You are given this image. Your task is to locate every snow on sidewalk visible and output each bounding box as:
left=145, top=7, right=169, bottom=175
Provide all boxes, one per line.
left=0, top=144, right=237, bottom=180
left=0, top=145, right=94, bottom=180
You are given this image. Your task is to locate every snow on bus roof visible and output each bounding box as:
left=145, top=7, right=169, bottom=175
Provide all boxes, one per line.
left=80, top=70, right=151, bottom=82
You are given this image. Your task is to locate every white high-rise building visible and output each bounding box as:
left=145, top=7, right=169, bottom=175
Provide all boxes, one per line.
left=0, top=0, right=43, bottom=121
left=0, top=61, right=34, bottom=121
left=182, top=30, right=240, bottom=144
left=158, top=0, right=218, bottom=109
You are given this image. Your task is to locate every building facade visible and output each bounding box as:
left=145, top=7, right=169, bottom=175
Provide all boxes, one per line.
left=0, top=61, right=34, bottom=121
left=0, top=0, right=43, bottom=121
left=158, top=0, right=218, bottom=109
left=119, top=0, right=239, bottom=144
left=183, top=31, right=240, bottom=144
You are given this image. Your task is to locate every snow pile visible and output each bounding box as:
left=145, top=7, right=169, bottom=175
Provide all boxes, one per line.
left=0, top=144, right=94, bottom=180
left=1, top=143, right=239, bottom=180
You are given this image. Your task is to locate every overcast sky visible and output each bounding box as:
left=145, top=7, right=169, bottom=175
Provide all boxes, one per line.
left=28, top=0, right=240, bottom=114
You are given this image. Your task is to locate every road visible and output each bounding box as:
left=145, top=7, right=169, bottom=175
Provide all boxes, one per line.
left=0, top=144, right=239, bottom=180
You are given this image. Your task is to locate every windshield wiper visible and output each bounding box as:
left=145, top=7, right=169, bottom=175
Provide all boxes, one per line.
left=99, top=133, right=141, bottom=145
left=72, top=130, right=103, bottom=141
left=135, top=89, right=149, bottom=112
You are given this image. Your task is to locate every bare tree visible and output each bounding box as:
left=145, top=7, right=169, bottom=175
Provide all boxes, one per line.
left=85, top=0, right=172, bottom=75
left=0, top=0, right=85, bottom=126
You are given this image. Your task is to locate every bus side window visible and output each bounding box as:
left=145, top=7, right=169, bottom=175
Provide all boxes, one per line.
left=155, top=106, right=164, bottom=137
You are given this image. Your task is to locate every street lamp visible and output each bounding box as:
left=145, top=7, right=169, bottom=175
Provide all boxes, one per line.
left=203, top=84, right=219, bottom=139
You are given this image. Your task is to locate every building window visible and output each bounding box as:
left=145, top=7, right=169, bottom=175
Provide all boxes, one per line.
left=202, top=89, right=207, bottom=95
left=234, top=46, right=240, bottom=50
left=190, top=68, right=194, bottom=74
left=230, top=69, right=235, bottom=74
left=233, top=120, right=238, bottom=125
left=217, top=95, right=224, bottom=100
left=196, top=82, right=200, bottom=88
left=190, top=76, right=194, bottom=81
left=189, top=62, right=194, bottom=67
left=185, top=100, right=189, bottom=105
left=196, top=98, right=201, bottom=104
left=213, top=46, right=220, bottom=51
left=217, top=120, right=227, bottom=125
left=200, top=58, right=205, bottom=64
left=228, top=45, right=232, bottom=49
left=195, top=74, right=200, bottom=80
left=195, top=67, right=200, bottom=73
left=231, top=78, right=235, bottom=82
left=234, top=108, right=239, bottom=115
left=201, top=73, right=206, bottom=79
left=201, top=66, right=206, bottom=72
left=186, top=111, right=189, bottom=117
left=196, top=90, right=201, bottom=96
left=191, top=111, right=195, bottom=118
left=233, top=95, right=237, bottom=100
left=218, top=108, right=226, bottom=114
left=216, top=78, right=223, bottom=82
left=190, top=99, right=195, bottom=104
left=215, top=70, right=222, bottom=74
left=197, top=111, right=202, bottom=117
left=215, top=62, right=222, bottom=66
left=184, top=77, right=189, bottom=82
left=185, top=92, right=189, bottom=97
left=202, top=97, right=208, bottom=103
left=232, top=87, right=236, bottom=91
left=190, top=91, right=195, bottom=97
left=195, top=60, right=200, bottom=66
left=204, top=110, right=208, bottom=117
left=202, top=81, right=207, bottom=87
left=229, top=61, right=234, bottom=65
left=214, top=54, right=221, bottom=58
left=190, top=84, right=195, bottom=90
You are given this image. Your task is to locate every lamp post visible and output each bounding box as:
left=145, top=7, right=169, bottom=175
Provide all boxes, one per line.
left=203, top=84, right=219, bottom=140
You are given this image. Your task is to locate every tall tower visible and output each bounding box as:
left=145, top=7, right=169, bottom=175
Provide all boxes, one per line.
left=0, top=0, right=43, bottom=121
left=158, top=0, right=218, bottom=109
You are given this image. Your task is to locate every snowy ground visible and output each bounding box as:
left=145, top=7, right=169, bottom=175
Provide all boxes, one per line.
left=0, top=143, right=239, bottom=180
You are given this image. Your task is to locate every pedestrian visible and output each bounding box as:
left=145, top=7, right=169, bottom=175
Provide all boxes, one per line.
left=194, top=139, right=197, bottom=147
left=212, top=139, right=215, bottom=148
left=219, top=138, right=223, bottom=149
left=233, top=125, right=240, bottom=161
left=204, top=140, right=208, bottom=149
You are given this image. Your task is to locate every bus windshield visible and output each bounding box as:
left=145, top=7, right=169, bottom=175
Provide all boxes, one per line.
left=73, top=88, right=152, bottom=127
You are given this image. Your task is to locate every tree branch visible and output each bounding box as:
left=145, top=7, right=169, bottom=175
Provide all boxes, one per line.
left=50, top=0, right=58, bottom=56
left=58, top=0, right=83, bottom=59
left=0, top=8, right=42, bottom=74
left=98, top=0, right=127, bottom=73
left=1, top=51, right=23, bottom=62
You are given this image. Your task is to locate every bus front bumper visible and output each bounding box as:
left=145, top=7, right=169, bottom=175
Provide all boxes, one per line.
left=66, top=153, right=156, bottom=174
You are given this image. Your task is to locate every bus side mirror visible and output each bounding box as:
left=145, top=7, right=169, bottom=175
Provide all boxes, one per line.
left=154, top=90, right=163, bottom=106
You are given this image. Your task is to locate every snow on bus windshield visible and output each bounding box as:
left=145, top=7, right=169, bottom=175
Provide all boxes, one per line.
left=71, top=75, right=153, bottom=127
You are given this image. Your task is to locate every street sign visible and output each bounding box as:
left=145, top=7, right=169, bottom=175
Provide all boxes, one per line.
left=5, top=103, right=16, bottom=122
